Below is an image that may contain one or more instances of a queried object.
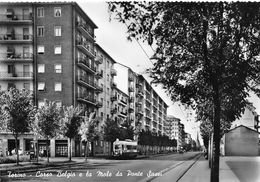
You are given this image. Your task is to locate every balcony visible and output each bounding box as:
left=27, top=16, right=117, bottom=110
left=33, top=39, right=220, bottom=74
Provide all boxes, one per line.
left=129, top=97, right=134, bottom=103
left=111, top=108, right=117, bottom=114
left=136, top=100, right=142, bottom=106
left=76, top=21, right=95, bottom=41
left=0, top=13, right=33, bottom=25
left=0, top=53, right=33, bottom=63
left=77, top=93, right=96, bottom=106
left=136, top=82, right=142, bottom=88
left=95, top=101, right=103, bottom=108
left=111, top=95, right=117, bottom=102
left=128, top=86, right=134, bottom=92
left=0, top=34, right=33, bottom=44
left=120, top=99, right=127, bottom=106
left=0, top=72, right=33, bottom=80
left=119, top=111, right=128, bottom=117
left=137, top=90, right=144, bottom=97
left=95, top=71, right=103, bottom=79
left=111, top=82, right=117, bottom=88
left=137, top=109, right=144, bottom=116
left=128, top=76, right=134, bottom=82
left=95, top=85, right=103, bottom=93
left=111, top=68, right=117, bottom=76
left=76, top=39, right=95, bottom=58
left=77, top=58, right=96, bottom=74
left=94, top=56, right=103, bottom=64
left=145, top=113, right=152, bottom=120
left=77, top=76, right=96, bottom=90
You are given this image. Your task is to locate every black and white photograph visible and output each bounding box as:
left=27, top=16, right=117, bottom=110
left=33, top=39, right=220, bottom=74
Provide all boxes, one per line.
left=0, top=1, right=260, bottom=182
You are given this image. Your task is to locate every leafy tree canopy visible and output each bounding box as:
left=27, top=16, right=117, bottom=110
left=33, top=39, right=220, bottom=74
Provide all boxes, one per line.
left=0, top=88, right=34, bottom=136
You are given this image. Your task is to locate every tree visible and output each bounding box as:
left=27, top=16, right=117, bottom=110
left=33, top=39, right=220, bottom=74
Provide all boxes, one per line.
left=61, top=106, right=83, bottom=161
left=79, top=112, right=96, bottom=161
left=108, top=2, right=260, bottom=181
left=119, top=119, right=134, bottom=140
left=35, top=100, right=60, bottom=163
left=0, top=88, right=34, bottom=165
left=103, top=118, right=121, bottom=155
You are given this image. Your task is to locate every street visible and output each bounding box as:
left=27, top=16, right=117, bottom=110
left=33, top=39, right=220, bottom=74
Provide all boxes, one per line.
left=1, top=152, right=201, bottom=182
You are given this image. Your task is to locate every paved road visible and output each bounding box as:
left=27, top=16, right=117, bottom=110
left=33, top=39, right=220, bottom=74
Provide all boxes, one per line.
left=1, top=152, right=201, bottom=182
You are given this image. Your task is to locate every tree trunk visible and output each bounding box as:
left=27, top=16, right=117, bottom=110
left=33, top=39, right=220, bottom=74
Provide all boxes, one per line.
left=69, top=138, right=72, bottom=161
left=210, top=86, right=221, bottom=182
left=110, top=141, right=113, bottom=156
left=84, top=141, right=88, bottom=162
left=14, top=135, right=19, bottom=165
left=46, top=138, right=49, bottom=163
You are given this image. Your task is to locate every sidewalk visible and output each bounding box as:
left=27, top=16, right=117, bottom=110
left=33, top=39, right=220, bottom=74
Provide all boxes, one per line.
left=153, top=156, right=260, bottom=182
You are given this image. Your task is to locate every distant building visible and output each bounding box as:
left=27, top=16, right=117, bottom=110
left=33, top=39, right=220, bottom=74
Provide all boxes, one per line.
left=165, top=116, right=180, bottom=140
left=222, top=125, right=260, bottom=156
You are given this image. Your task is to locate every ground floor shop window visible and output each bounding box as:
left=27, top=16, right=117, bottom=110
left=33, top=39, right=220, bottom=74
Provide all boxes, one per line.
left=38, top=140, right=50, bottom=157
left=55, top=140, right=68, bottom=157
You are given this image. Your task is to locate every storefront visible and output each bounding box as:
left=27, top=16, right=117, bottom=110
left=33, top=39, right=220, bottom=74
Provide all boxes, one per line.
left=55, top=140, right=68, bottom=157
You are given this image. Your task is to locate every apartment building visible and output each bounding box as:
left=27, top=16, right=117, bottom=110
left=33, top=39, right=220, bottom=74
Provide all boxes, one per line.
left=165, top=116, right=180, bottom=140
left=179, top=122, right=185, bottom=149
left=114, top=63, right=168, bottom=137
left=0, top=2, right=104, bottom=157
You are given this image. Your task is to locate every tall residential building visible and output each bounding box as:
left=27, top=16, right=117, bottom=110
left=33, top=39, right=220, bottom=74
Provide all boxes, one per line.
left=0, top=2, right=115, bottom=157
left=165, top=116, right=180, bottom=140
left=114, top=63, right=168, bottom=136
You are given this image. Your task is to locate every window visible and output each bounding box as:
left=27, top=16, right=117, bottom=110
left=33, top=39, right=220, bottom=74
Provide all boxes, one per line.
left=38, top=64, right=45, bottom=73
left=55, top=82, right=62, bottom=91
left=107, top=101, right=109, bottom=108
left=37, top=46, right=44, bottom=54
left=38, top=101, right=45, bottom=108
left=54, top=64, right=62, bottom=73
left=37, top=7, right=44, bottom=17
left=54, top=26, right=61, bottom=36
left=107, top=60, right=109, bottom=67
left=23, top=83, right=30, bottom=90
left=38, top=82, right=45, bottom=91
left=37, top=26, right=44, bottom=37
left=54, top=7, right=61, bottom=17
left=55, top=101, right=62, bottom=108
left=107, top=74, right=109, bottom=81
left=54, top=45, right=61, bottom=54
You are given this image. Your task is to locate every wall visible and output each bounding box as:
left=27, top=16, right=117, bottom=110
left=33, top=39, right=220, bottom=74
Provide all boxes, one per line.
left=225, top=126, right=259, bottom=156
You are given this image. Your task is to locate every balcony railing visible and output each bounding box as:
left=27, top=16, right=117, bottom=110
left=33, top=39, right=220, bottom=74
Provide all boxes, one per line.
left=111, top=82, right=117, bottom=88
left=0, top=34, right=33, bottom=43
left=77, top=93, right=96, bottom=105
left=128, top=76, right=134, bottom=82
left=94, top=56, right=103, bottom=64
left=77, top=75, right=96, bottom=89
left=76, top=21, right=95, bottom=41
left=111, top=68, right=117, bottom=76
left=0, top=71, right=33, bottom=79
left=76, top=39, right=95, bottom=58
left=111, top=95, right=117, bottom=102
left=129, top=108, right=134, bottom=113
left=77, top=57, right=96, bottom=73
left=95, top=85, right=103, bottom=93
left=95, top=71, right=103, bottom=78
left=95, top=101, right=103, bottom=108
left=129, top=86, right=134, bottom=92
left=111, top=108, right=117, bottom=114
left=129, top=97, right=134, bottom=103
left=0, top=53, right=33, bottom=62
left=0, top=14, right=33, bottom=24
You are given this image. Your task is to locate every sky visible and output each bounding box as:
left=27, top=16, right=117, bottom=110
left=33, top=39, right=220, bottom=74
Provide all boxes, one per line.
left=13, top=0, right=260, bottom=143
left=75, top=0, right=200, bottom=141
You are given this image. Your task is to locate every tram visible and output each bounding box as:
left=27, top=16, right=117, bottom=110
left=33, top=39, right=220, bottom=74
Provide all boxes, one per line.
left=113, top=139, right=138, bottom=158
